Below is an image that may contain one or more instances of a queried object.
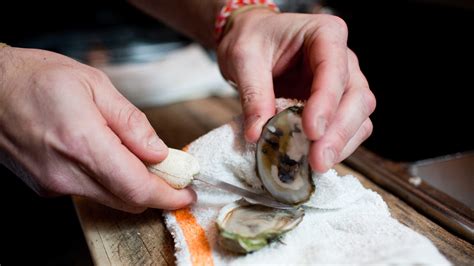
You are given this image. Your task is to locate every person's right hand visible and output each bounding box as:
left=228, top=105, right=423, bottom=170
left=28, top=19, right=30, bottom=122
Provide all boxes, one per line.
left=0, top=47, right=196, bottom=212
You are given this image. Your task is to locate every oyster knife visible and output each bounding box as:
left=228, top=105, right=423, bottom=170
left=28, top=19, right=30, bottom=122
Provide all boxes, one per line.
left=147, top=148, right=294, bottom=210
left=193, top=174, right=295, bottom=210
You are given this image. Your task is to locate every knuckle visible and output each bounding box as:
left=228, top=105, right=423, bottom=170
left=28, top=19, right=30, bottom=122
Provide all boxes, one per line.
left=348, top=49, right=360, bottom=66
left=361, top=120, right=374, bottom=140
left=118, top=104, right=148, bottom=131
left=324, top=89, right=341, bottom=109
left=229, top=42, right=257, bottom=67
left=240, top=85, right=262, bottom=108
left=89, top=68, right=110, bottom=85
left=362, top=89, right=377, bottom=115
left=329, top=15, right=348, bottom=34
left=333, top=126, right=353, bottom=153
left=230, top=42, right=248, bottom=63
left=55, top=127, right=95, bottom=163
left=319, top=15, right=348, bottom=39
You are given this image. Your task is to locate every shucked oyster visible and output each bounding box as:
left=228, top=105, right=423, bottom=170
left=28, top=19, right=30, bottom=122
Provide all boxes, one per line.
left=216, top=199, right=304, bottom=254
left=216, top=105, right=312, bottom=254
left=256, top=106, right=315, bottom=205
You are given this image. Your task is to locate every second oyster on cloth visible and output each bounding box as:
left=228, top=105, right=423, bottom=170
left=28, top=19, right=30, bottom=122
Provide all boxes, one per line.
left=216, top=199, right=304, bottom=254
left=256, top=105, right=315, bottom=205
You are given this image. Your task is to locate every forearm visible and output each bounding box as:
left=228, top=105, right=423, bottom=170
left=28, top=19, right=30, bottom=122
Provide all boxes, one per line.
left=0, top=46, right=15, bottom=123
left=129, top=0, right=226, bottom=48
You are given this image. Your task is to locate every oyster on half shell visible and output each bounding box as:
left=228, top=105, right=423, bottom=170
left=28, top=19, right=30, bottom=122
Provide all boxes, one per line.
left=216, top=199, right=304, bottom=254
left=256, top=106, right=315, bottom=205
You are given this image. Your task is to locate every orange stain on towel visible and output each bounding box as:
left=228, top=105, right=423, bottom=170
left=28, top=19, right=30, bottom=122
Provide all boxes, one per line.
left=173, top=208, right=214, bottom=266
left=172, top=145, right=213, bottom=266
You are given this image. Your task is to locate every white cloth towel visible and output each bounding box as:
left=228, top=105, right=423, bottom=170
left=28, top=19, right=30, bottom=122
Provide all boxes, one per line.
left=164, top=99, right=449, bottom=265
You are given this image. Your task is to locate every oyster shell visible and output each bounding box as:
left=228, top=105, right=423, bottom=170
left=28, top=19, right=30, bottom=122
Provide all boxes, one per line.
left=256, top=106, right=315, bottom=205
left=216, top=199, right=304, bottom=254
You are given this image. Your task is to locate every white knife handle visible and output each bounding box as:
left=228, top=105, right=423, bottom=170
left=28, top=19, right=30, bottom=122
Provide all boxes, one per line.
left=147, top=148, right=200, bottom=189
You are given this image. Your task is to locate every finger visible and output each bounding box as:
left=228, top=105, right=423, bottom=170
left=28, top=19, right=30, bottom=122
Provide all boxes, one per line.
left=56, top=85, right=197, bottom=210
left=44, top=157, right=148, bottom=213
left=302, top=16, right=349, bottom=141
left=91, top=70, right=167, bottom=163
left=87, top=125, right=197, bottom=210
left=226, top=42, right=276, bottom=143
left=71, top=168, right=147, bottom=213
left=336, top=119, right=373, bottom=162
left=309, top=51, right=375, bottom=172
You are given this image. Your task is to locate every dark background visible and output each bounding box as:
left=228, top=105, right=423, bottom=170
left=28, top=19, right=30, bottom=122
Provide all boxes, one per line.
left=1, top=0, right=473, bottom=264
left=332, top=1, right=474, bottom=162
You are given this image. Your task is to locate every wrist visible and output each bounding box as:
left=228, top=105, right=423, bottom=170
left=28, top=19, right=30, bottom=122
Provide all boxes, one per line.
left=226, top=6, right=277, bottom=35
left=230, top=6, right=278, bottom=30
left=215, top=0, right=280, bottom=44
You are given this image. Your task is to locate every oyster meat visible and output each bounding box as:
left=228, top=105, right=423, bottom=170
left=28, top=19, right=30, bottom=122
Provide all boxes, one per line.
left=256, top=106, right=315, bottom=205
left=216, top=199, right=304, bottom=254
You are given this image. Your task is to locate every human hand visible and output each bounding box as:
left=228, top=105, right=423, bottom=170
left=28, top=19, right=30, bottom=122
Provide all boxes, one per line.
left=217, top=10, right=376, bottom=173
left=0, top=47, right=196, bottom=212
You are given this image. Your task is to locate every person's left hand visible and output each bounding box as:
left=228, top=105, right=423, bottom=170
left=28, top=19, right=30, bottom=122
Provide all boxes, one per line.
left=217, top=9, right=376, bottom=173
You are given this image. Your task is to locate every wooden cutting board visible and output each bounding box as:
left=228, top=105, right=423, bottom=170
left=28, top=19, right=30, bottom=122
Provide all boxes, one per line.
left=73, top=97, right=473, bottom=265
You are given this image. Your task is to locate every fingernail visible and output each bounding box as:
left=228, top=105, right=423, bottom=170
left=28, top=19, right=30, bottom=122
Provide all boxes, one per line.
left=188, top=188, right=198, bottom=204
left=147, top=135, right=166, bottom=152
left=317, top=117, right=327, bottom=138
left=245, top=115, right=262, bottom=141
left=323, top=147, right=336, bottom=169
left=246, top=114, right=261, bottom=129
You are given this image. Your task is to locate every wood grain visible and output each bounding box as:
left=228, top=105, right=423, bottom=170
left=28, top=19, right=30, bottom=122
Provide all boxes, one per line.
left=73, top=96, right=473, bottom=265
left=74, top=97, right=242, bottom=266
left=75, top=197, right=175, bottom=265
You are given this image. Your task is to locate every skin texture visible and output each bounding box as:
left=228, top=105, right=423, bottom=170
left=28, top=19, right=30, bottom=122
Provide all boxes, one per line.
left=0, top=47, right=196, bottom=212
left=217, top=10, right=376, bottom=172
left=130, top=1, right=376, bottom=172
left=0, top=1, right=375, bottom=212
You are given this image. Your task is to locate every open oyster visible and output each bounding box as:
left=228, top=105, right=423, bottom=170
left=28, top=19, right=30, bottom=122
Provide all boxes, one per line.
left=217, top=199, right=304, bottom=254
left=256, top=106, right=315, bottom=205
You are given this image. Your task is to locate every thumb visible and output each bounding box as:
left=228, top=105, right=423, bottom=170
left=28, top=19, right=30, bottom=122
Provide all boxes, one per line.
left=232, top=51, right=275, bottom=142
left=93, top=74, right=168, bottom=163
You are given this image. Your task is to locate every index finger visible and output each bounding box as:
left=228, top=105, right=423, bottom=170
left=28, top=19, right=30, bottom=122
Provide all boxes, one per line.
left=90, top=127, right=196, bottom=210
left=64, top=103, right=197, bottom=210
left=302, top=16, right=349, bottom=141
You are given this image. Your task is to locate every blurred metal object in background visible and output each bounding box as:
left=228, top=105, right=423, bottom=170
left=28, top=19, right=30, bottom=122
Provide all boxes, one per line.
left=410, top=152, right=474, bottom=209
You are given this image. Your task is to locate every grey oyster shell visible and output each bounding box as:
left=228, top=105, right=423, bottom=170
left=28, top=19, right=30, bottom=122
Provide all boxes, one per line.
left=256, top=106, right=315, bottom=205
left=216, top=199, right=304, bottom=254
